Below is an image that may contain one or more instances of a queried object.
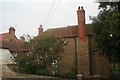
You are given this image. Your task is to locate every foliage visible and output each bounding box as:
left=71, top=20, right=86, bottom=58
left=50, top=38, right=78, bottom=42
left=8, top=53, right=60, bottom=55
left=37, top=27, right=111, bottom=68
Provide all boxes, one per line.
left=33, top=36, right=64, bottom=64
left=55, top=71, right=77, bottom=79
left=92, top=2, right=120, bottom=63
left=19, top=34, right=35, bottom=51
left=19, top=34, right=32, bottom=42
left=32, top=36, right=64, bottom=75
left=15, top=36, right=64, bottom=76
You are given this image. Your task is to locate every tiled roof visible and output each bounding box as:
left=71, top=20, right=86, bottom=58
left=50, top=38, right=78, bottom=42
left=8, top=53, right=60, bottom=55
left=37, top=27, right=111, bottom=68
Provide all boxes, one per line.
left=1, top=40, right=27, bottom=52
left=39, top=24, right=93, bottom=38
left=86, top=24, right=93, bottom=35
left=0, top=33, right=9, bottom=41
left=39, top=25, right=78, bottom=38
left=0, top=32, right=17, bottom=41
left=0, top=32, right=28, bottom=52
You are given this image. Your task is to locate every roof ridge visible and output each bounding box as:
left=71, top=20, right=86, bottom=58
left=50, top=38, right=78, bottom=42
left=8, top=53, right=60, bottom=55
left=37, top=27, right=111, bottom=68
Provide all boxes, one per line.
left=46, top=25, right=78, bottom=31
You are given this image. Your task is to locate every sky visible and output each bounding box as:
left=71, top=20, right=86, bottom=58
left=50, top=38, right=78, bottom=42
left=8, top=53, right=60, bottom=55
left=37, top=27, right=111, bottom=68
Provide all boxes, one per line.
left=0, top=0, right=99, bottom=38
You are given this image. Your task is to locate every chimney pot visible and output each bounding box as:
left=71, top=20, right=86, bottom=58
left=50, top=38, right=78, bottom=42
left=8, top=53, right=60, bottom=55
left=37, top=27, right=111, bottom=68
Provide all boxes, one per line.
left=9, top=27, right=15, bottom=35
left=78, top=6, right=80, bottom=10
left=81, top=6, right=85, bottom=11
left=81, top=6, right=83, bottom=9
left=38, top=24, right=43, bottom=36
left=40, top=24, right=42, bottom=28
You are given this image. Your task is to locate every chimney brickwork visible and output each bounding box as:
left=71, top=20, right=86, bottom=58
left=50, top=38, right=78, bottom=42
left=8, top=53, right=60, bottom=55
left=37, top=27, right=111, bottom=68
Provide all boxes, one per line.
left=77, top=6, right=109, bottom=78
left=77, top=6, right=90, bottom=76
left=9, top=27, right=15, bottom=35
left=38, top=25, right=43, bottom=36
left=77, top=6, right=86, bottom=42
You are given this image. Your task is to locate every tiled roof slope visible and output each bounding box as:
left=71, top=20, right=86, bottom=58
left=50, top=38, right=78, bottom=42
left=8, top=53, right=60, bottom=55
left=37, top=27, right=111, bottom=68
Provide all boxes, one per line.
left=0, top=33, right=16, bottom=42
left=0, top=32, right=28, bottom=52
left=39, top=24, right=93, bottom=38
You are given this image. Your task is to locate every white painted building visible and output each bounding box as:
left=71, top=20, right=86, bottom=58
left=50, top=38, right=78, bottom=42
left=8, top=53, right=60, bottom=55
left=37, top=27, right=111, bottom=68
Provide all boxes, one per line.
left=0, top=48, right=15, bottom=78
left=0, top=48, right=15, bottom=65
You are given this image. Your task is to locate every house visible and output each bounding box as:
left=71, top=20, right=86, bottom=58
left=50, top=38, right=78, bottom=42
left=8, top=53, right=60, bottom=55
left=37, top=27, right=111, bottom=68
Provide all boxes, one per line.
left=0, top=27, right=28, bottom=57
left=0, top=6, right=110, bottom=78
left=0, top=27, right=30, bottom=77
left=37, top=6, right=109, bottom=78
left=0, top=47, right=16, bottom=78
left=0, top=47, right=15, bottom=65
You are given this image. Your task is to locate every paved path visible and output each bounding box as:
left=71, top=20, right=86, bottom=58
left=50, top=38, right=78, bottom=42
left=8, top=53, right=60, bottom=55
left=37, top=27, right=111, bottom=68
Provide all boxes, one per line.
left=1, top=65, right=75, bottom=80
left=2, top=65, right=16, bottom=78
left=1, top=65, right=55, bottom=78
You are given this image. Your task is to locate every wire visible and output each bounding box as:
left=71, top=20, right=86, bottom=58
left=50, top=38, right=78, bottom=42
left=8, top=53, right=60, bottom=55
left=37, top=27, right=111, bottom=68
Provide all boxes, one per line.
left=44, top=0, right=61, bottom=27
left=44, top=0, right=57, bottom=26
left=47, top=0, right=61, bottom=26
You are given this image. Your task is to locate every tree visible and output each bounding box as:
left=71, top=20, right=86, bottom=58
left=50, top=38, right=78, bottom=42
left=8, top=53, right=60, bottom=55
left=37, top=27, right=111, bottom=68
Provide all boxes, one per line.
left=19, top=34, right=32, bottom=42
left=32, top=36, right=64, bottom=75
left=92, top=2, right=120, bottom=63
left=19, top=34, right=34, bottom=51
left=15, top=36, right=64, bottom=75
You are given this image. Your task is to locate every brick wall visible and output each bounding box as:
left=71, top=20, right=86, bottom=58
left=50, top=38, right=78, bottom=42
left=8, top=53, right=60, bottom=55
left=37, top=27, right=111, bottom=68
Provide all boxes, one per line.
left=92, top=53, right=109, bottom=78
left=58, top=38, right=76, bottom=74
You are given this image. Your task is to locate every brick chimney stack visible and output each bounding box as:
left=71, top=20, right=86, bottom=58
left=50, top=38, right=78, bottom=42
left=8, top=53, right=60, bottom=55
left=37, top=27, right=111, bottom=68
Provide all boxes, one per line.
left=38, top=24, right=43, bottom=36
left=9, top=27, right=15, bottom=35
left=77, top=6, right=87, bottom=42
left=77, top=6, right=90, bottom=76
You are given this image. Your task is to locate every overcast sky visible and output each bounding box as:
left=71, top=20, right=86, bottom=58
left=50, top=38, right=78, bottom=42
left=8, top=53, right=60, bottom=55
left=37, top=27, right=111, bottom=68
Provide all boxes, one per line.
left=0, top=0, right=99, bottom=38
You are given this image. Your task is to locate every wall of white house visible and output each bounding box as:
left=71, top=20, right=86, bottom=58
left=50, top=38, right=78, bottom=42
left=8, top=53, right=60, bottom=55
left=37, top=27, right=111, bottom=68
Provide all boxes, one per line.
left=0, top=48, right=15, bottom=65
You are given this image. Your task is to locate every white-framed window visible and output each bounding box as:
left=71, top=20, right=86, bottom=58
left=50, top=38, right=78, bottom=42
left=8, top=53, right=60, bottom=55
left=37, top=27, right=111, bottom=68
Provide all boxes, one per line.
left=12, top=52, right=17, bottom=58
left=51, top=60, right=58, bottom=76
left=27, top=52, right=32, bottom=56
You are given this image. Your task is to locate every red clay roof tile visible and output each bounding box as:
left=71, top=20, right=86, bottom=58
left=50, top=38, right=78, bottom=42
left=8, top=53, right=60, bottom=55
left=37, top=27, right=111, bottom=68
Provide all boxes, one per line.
left=38, top=24, right=93, bottom=38
left=0, top=32, right=28, bottom=52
